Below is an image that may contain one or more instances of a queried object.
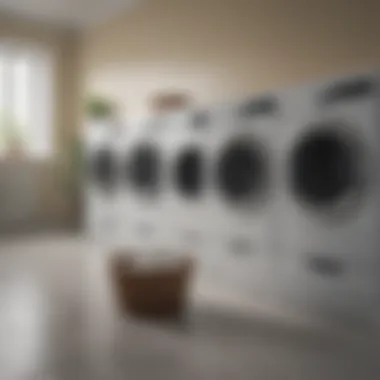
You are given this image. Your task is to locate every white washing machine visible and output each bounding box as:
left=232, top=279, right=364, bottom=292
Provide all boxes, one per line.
left=185, top=96, right=282, bottom=303
left=122, top=116, right=173, bottom=254
left=277, top=71, right=380, bottom=320
left=83, top=122, right=123, bottom=247
left=161, top=108, right=216, bottom=257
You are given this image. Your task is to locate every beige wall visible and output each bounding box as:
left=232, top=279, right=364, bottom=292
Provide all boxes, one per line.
left=1, top=1, right=375, bottom=229
left=83, top=0, right=380, bottom=119
left=0, top=13, right=82, bottom=228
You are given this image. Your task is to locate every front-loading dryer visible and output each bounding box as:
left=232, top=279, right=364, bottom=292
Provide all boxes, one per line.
left=83, top=122, right=122, bottom=246
left=278, top=71, right=380, bottom=321
left=162, top=108, right=215, bottom=257
left=123, top=115, right=180, bottom=254
left=193, top=95, right=282, bottom=304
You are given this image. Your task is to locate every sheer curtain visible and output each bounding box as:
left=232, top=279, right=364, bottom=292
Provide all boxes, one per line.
left=0, top=41, right=55, bottom=159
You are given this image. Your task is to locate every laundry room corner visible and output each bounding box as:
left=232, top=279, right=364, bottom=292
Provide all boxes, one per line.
left=1, top=0, right=380, bottom=379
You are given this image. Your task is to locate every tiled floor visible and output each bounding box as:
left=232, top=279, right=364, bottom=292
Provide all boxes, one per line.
left=0, top=234, right=378, bottom=380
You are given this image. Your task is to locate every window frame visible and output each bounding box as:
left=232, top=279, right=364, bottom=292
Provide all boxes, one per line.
left=0, top=38, right=56, bottom=160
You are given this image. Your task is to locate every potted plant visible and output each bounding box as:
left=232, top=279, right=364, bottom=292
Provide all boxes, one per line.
left=85, top=95, right=116, bottom=122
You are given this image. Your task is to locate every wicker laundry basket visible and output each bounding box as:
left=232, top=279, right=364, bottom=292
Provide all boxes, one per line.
left=109, top=252, right=194, bottom=319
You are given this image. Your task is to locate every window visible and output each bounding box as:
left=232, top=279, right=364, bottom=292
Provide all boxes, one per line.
left=0, top=41, right=55, bottom=159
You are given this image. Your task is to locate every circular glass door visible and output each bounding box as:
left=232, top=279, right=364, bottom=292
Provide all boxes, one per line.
left=174, top=146, right=204, bottom=199
left=216, top=138, right=268, bottom=204
left=89, top=148, right=117, bottom=191
left=128, top=143, right=161, bottom=195
left=290, top=124, right=363, bottom=214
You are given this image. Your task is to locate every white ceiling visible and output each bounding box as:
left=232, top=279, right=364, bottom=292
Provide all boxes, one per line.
left=0, top=0, right=138, bottom=29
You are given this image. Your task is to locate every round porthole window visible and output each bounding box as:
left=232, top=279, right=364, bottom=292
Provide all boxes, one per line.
left=290, top=123, right=364, bottom=217
left=89, top=148, right=117, bottom=190
left=174, top=146, right=204, bottom=199
left=128, top=143, right=161, bottom=195
left=216, top=138, right=268, bottom=204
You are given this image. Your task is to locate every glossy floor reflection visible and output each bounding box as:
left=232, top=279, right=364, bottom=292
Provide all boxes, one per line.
left=0, top=234, right=378, bottom=380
